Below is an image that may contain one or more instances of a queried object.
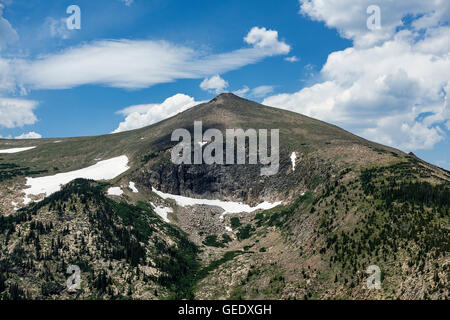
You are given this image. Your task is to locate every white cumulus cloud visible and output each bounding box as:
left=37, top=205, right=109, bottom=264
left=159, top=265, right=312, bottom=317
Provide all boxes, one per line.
left=244, top=27, right=290, bottom=55
left=15, top=131, right=42, bottom=139
left=200, top=75, right=229, bottom=94
left=0, top=97, right=38, bottom=128
left=113, top=93, right=204, bottom=133
left=263, top=0, right=450, bottom=152
left=299, top=0, right=450, bottom=47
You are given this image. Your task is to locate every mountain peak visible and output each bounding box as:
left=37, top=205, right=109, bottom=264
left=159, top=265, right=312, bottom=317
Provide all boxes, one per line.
left=209, top=92, right=242, bottom=104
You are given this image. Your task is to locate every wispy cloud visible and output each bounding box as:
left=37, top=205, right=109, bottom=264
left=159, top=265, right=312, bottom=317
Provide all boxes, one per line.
left=45, top=17, right=71, bottom=39
left=119, top=0, right=134, bottom=6
left=0, top=1, right=19, bottom=50
left=284, top=56, right=299, bottom=62
left=3, top=27, right=290, bottom=91
left=234, top=85, right=275, bottom=99
left=250, top=85, right=275, bottom=98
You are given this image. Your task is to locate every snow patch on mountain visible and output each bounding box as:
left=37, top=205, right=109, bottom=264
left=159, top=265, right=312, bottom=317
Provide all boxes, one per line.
left=129, top=181, right=138, bottom=193
left=22, top=156, right=129, bottom=204
left=290, top=152, right=296, bottom=171
left=150, top=202, right=172, bottom=223
left=0, top=147, right=36, bottom=154
left=152, top=187, right=282, bottom=219
left=107, top=187, right=124, bottom=196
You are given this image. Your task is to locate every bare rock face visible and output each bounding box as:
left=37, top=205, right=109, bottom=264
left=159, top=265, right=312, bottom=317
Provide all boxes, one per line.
left=141, top=150, right=318, bottom=206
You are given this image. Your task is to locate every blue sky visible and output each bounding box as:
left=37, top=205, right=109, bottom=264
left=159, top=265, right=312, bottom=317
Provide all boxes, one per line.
left=0, top=0, right=449, bottom=170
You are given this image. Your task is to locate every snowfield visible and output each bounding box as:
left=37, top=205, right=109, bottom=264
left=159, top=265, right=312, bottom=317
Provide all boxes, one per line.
left=107, top=187, right=124, bottom=196
left=22, top=156, right=130, bottom=204
left=152, top=187, right=282, bottom=219
left=150, top=202, right=172, bottom=223
left=290, top=152, right=297, bottom=171
left=0, top=146, right=36, bottom=154
left=129, top=181, right=139, bottom=193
